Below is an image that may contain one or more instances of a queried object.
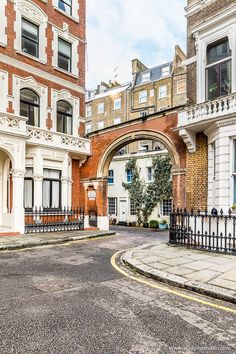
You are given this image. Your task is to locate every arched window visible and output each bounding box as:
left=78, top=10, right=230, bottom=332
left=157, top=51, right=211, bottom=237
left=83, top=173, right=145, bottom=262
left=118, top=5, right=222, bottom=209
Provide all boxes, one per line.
left=206, top=37, right=231, bottom=100
left=57, top=100, right=72, bottom=135
left=20, top=89, right=40, bottom=127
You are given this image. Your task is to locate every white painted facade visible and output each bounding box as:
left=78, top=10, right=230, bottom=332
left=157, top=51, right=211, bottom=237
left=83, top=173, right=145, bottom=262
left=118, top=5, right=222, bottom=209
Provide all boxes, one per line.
left=179, top=3, right=236, bottom=213
left=108, top=150, right=171, bottom=225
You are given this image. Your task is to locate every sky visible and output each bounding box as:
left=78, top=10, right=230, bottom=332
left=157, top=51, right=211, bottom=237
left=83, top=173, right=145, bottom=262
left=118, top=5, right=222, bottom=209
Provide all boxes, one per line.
left=86, top=0, right=187, bottom=89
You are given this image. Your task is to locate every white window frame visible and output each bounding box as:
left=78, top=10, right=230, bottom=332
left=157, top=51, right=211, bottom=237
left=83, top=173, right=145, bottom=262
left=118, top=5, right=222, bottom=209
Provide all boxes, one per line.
left=52, top=24, right=79, bottom=77
left=129, top=200, right=136, bottom=216
left=14, top=0, right=48, bottom=63
left=177, top=79, right=186, bottom=94
left=98, top=102, right=104, bottom=114
left=160, top=199, right=173, bottom=216
left=108, top=170, right=114, bottom=185
left=52, top=0, right=80, bottom=22
left=86, top=105, right=92, bottom=118
left=142, top=72, right=150, bottom=83
left=139, top=90, right=147, bottom=104
left=113, top=98, right=121, bottom=110
left=0, top=0, right=7, bottom=47
left=193, top=8, right=236, bottom=103
left=13, top=75, right=48, bottom=129
left=146, top=167, right=153, bottom=182
left=162, top=66, right=170, bottom=77
left=85, top=123, right=92, bottom=134
left=159, top=85, right=167, bottom=98
left=97, top=121, right=104, bottom=130
left=114, top=117, right=121, bottom=125
left=51, top=88, right=80, bottom=135
left=108, top=197, right=117, bottom=215
left=0, top=70, right=8, bottom=113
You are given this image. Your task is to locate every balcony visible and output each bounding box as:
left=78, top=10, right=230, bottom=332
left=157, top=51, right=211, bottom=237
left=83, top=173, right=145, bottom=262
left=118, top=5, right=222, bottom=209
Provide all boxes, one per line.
left=178, top=93, right=236, bottom=153
left=27, top=126, right=91, bottom=156
left=0, top=112, right=28, bottom=138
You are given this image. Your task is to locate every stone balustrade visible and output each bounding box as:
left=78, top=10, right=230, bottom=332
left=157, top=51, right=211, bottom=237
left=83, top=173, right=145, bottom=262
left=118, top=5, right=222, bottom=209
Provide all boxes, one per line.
left=0, top=112, right=27, bottom=136
left=178, top=93, right=236, bottom=128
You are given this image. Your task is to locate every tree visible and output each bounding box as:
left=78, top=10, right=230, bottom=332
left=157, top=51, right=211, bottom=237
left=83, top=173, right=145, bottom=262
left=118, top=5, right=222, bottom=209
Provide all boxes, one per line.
left=122, top=155, right=172, bottom=225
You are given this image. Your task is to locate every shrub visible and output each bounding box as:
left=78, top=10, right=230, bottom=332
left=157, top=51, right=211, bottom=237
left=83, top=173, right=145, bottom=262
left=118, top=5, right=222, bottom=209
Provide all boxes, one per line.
left=160, top=219, right=168, bottom=225
left=149, top=220, right=159, bottom=229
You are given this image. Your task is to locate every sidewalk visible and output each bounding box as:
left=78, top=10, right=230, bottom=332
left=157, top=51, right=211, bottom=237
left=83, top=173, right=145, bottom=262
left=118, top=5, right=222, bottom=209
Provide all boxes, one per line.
left=0, top=230, right=115, bottom=251
left=123, top=241, right=236, bottom=304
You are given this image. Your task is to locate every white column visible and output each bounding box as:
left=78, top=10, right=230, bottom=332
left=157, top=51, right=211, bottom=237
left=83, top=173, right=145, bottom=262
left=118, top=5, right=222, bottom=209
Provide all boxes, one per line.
left=12, top=170, right=25, bottom=234
left=33, top=176, right=43, bottom=209
left=61, top=178, right=69, bottom=208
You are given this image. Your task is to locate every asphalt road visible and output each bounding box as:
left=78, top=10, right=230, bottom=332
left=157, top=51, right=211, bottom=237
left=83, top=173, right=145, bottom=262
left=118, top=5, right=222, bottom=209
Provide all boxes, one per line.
left=0, top=226, right=235, bottom=354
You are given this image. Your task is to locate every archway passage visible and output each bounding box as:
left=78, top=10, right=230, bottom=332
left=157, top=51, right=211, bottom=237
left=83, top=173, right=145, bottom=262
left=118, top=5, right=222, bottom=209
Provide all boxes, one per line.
left=80, top=110, right=186, bottom=230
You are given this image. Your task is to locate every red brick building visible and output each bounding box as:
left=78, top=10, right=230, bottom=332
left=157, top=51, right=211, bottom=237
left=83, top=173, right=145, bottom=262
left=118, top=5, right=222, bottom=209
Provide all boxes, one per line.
left=0, top=0, right=90, bottom=234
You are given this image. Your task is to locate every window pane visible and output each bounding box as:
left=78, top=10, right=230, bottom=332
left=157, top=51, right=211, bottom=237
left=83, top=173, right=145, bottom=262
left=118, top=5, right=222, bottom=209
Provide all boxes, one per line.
left=58, top=54, right=71, bottom=72
left=22, top=20, right=38, bottom=57
left=57, top=112, right=64, bottom=133
left=58, top=39, right=71, bottom=57
left=20, top=89, right=40, bottom=126
left=234, top=176, right=236, bottom=204
left=44, top=169, right=60, bottom=179
left=207, top=39, right=230, bottom=65
left=20, top=89, right=39, bottom=104
left=22, top=37, right=38, bottom=57
left=24, top=179, right=33, bottom=208
left=51, top=181, right=60, bottom=208
left=206, top=65, right=219, bottom=100
left=57, top=100, right=72, bottom=114
left=220, top=61, right=231, bottom=96
left=58, top=0, right=72, bottom=15
left=43, top=180, right=50, bottom=208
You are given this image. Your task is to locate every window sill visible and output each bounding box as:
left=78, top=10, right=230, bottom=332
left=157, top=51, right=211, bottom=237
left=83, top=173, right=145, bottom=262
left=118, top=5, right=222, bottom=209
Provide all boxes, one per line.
left=16, top=51, right=46, bottom=64
left=54, top=66, right=78, bottom=79
left=53, top=7, right=80, bottom=23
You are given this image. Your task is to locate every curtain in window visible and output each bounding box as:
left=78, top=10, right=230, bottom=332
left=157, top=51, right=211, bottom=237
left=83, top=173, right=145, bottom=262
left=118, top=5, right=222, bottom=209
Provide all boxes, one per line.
left=24, top=180, right=33, bottom=209
left=43, top=180, right=50, bottom=208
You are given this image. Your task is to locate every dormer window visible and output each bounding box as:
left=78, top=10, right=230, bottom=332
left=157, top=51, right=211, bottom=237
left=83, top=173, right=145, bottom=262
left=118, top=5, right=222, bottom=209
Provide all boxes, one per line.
left=206, top=38, right=231, bottom=100
left=162, top=66, right=170, bottom=77
left=142, top=72, right=150, bottom=83
left=58, top=0, right=72, bottom=15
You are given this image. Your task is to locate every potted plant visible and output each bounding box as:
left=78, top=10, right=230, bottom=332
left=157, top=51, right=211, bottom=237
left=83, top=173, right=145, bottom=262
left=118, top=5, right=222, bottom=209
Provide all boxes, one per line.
left=149, top=220, right=159, bottom=229
left=231, top=203, right=236, bottom=214
left=159, top=219, right=168, bottom=230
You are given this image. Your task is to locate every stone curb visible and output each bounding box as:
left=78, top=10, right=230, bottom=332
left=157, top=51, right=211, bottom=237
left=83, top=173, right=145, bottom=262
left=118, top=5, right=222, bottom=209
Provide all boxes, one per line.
left=0, top=232, right=116, bottom=251
left=122, top=250, right=236, bottom=305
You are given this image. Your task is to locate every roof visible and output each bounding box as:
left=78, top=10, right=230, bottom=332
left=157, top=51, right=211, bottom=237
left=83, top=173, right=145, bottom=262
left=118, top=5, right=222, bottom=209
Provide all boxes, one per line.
left=135, top=61, right=173, bottom=86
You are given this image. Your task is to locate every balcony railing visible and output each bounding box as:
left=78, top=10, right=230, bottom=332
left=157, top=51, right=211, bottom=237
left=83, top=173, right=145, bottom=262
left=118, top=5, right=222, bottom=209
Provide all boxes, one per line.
left=27, top=126, right=91, bottom=155
left=178, top=93, right=236, bottom=128
left=0, top=112, right=27, bottom=136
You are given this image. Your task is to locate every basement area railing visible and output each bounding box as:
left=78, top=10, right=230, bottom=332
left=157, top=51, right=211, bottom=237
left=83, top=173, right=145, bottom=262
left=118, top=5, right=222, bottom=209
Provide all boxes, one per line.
left=169, top=208, right=236, bottom=255
left=25, top=207, right=84, bottom=234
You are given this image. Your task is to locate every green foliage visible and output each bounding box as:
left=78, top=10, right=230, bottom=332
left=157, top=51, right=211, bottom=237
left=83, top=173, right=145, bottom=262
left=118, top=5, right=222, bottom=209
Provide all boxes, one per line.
left=159, top=218, right=168, bottom=225
left=122, top=154, right=172, bottom=225
left=149, top=220, right=159, bottom=229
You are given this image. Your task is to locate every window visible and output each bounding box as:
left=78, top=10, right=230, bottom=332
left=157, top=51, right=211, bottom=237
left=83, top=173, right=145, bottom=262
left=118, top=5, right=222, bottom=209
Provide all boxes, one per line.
left=58, top=0, right=72, bottom=15
left=57, top=100, right=72, bottom=134
left=139, top=90, right=147, bottom=104
left=86, top=123, right=92, bottom=134
left=43, top=169, right=61, bottom=209
left=126, top=169, right=133, bottom=183
left=160, top=199, right=173, bottom=216
left=108, top=197, right=117, bottom=215
left=162, top=66, right=170, bottom=77
left=58, top=38, right=72, bottom=72
left=114, top=98, right=121, bottom=110
left=97, top=121, right=104, bottom=130
left=206, top=38, right=231, bottom=100
left=130, top=200, right=136, bottom=215
left=114, top=117, right=121, bottom=125
left=24, top=168, right=33, bottom=209
left=142, top=72, right=150, bottom=83
left=108, top=170, right=114, bottom=184
left=22, top=19, right=39, bottom=58
left=159, top=85, right=167, bottom=98
left=139, top=111, right=148, bottom=118
left=146, top=167, right=153, bottom=182
left=177, top=80, right=186, bottom=94
left=98, top=102, right=104, bottom=114
left=20, top=89, right=40, bottom=127
left=86, top=105, right=92, bottom=117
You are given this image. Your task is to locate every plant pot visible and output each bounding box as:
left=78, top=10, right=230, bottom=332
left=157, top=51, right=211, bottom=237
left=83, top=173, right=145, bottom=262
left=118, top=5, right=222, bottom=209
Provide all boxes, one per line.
left=159, top=224, right=168, bottom=230
left=143, top=223, right=149, bottom=228
left=231, top=208, right=236, bottom=215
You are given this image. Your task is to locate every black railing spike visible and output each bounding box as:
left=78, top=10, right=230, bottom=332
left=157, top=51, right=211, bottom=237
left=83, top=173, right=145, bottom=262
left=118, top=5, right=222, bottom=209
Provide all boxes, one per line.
left=197, top=209, right=200, bottom=215
left=184, top=208, right=187, bottom=214
left=220, top=208, right=224, bottom=216
left=205, top=209, right=208, bottom=215
left=229, top=208, right=232, bottom=216
left=190, top=208, right=194, bottom=216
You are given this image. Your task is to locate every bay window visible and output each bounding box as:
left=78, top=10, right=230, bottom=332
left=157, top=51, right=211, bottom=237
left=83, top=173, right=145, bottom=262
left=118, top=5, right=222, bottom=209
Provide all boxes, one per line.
left=206, top=38, right=231, bottom=100
left=43, top=169, right=61, bottom=209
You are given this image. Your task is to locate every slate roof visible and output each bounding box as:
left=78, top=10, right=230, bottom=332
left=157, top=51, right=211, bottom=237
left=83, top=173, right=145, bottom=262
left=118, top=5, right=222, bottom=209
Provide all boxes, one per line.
left=135, top=61, right=173, bottom=86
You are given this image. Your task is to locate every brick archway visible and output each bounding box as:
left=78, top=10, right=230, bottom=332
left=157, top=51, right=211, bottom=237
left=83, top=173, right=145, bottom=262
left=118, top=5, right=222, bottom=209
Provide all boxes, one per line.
left=80, top=111, right=186, bottom=230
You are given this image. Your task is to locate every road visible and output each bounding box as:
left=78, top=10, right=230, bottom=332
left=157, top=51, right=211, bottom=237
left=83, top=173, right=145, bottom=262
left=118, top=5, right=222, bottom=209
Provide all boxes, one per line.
left=0, top=226, right=235, bottom=354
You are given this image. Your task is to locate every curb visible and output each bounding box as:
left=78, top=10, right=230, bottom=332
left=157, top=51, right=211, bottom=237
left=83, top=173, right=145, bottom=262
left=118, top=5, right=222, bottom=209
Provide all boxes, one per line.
left=0, top=232, right=116, bottom=251
left=122, top=251, right=236, bottom=305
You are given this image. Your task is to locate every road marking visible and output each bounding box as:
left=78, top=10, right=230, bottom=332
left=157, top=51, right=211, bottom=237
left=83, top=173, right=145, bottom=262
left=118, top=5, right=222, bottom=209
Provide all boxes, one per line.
left=0, top=234, right=117, bottom=253
left=111, top=250, right=236, bottom=315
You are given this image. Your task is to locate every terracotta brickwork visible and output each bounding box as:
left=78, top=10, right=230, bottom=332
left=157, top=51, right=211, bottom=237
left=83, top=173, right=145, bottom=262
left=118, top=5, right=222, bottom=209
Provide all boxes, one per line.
left=186, top=133, right=208, bottom=211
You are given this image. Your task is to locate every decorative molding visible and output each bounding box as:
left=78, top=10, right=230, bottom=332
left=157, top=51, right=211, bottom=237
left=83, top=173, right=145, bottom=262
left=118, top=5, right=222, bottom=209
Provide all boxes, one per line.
left=0, top=70, right=8, bottom=113
left=12, top=169, right=25, bottom=178
left=179, top=129, right=196, bottom=153
left=0, top=0, right=7, bottom=46
left=0, top=54, right=85, bottom=94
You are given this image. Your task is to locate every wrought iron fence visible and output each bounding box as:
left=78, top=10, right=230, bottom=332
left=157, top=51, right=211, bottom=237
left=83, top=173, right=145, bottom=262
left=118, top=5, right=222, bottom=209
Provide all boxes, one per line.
left=89, top=207, right=97, bottom=227
left=25, top=207, right=84, bottom=234
left=169, top=208, right=236, bottom=254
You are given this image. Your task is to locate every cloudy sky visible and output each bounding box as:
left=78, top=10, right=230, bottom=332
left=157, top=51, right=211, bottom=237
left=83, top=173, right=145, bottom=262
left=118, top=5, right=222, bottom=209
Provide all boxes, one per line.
left=86, top=0, right=186, bottom=89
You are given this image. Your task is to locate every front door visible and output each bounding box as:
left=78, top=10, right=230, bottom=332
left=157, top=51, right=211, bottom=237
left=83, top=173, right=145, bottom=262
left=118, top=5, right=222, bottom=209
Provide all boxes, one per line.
left=119, top=199, right=127, bottom=223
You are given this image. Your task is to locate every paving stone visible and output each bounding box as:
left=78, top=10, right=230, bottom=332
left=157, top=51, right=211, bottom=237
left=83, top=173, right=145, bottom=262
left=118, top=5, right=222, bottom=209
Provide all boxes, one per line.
left=209, top=278, right=236, bottom=291
left=209, top=262, right=236, bottom=273
left=184, top=260, right=215, bottom=271
left=159, top=257, right=192, bottom=267
left=147, top=262, right=169, bottom=270
left=164, top=266, right=195, bottom=276
left=184, top=270, right=220, bottom=283
left=220, top=267, right=236, bottom=281
left=141, top=256, right=165, bottom=263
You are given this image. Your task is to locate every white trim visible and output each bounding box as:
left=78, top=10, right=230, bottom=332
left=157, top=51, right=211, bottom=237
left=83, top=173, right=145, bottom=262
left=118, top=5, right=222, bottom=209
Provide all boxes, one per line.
left=0, top=70, right=8, bottom=113
left=14, top=0, right=48, bottom=63
left=0, top=0, right=7, bottom=47
left=0, top=54, right=85, bottom=94
left=52, top=0, right=79, bottom=22
left=51, top=88, right=80, bottom=136
left=52, top=24, right=79, bottom=77
left=13, top=75, right=48, bottom=129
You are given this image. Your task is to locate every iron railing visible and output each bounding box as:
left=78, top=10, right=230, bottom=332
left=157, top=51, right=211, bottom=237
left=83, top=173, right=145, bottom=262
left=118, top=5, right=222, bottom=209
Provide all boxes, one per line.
left=25, top=207, right=84, bottom=234
left=169, top=208, right=236, bottom=254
